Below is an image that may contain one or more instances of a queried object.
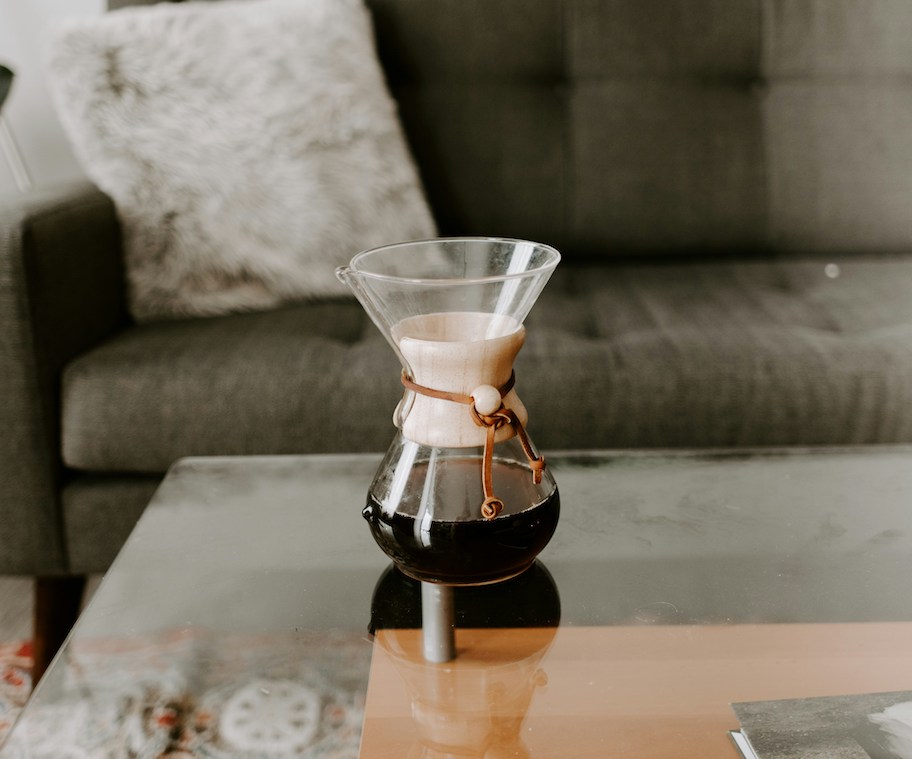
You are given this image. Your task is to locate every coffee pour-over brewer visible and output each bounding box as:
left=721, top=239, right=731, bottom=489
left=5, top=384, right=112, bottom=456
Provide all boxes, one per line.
left=337, top=238, right=560, bottom=588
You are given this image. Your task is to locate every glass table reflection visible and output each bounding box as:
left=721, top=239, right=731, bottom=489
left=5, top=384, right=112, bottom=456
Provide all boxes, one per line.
left=2, top=449, right=912, bottom=758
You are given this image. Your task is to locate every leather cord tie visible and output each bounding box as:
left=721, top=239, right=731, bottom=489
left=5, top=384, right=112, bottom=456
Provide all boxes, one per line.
left=400, top=370, right=546, bottom=521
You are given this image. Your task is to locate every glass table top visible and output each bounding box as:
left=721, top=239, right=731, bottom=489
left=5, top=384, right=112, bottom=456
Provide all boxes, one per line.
left=4, top=448, right=912, bottom=757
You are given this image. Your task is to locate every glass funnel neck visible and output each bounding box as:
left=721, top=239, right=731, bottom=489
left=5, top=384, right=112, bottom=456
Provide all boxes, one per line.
left=335, top=237, right=560, bottom=353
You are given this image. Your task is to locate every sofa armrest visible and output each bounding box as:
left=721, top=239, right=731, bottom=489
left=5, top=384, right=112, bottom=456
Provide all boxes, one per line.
left=0, top=181, right=129, bottom=574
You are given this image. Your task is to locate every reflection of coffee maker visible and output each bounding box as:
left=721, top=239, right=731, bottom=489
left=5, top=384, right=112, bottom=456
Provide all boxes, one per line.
left=368, top=563, right=560, bottom=759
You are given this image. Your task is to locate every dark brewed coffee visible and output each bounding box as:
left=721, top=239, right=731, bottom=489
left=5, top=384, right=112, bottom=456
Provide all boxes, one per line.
left=363, top=489, right=560, bottom=586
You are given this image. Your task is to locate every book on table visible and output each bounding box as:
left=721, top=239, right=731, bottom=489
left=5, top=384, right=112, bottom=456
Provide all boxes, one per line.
left=729, top=690, right=912, bottom=759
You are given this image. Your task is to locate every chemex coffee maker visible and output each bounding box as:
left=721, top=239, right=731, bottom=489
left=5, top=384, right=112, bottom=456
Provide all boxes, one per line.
left=338, top=238, right=560, bottom=660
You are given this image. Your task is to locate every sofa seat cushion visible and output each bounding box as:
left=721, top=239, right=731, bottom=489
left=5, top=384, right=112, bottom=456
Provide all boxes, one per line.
left=520, top=255, right=912, bottom=449
left=62, top=301, right=402, bottom=473
left=62, top=255, right=912, bottom=473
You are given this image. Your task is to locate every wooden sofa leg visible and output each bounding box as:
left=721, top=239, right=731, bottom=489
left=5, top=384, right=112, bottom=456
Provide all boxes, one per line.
left=32, top=575, right=86, bottom=686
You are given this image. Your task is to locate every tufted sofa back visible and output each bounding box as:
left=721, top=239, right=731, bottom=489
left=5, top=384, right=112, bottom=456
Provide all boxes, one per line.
left=108, top=0, right=912, bottom=259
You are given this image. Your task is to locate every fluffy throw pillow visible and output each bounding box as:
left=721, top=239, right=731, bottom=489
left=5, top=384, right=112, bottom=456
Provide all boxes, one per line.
left=47, top=0, right=436, bottom=322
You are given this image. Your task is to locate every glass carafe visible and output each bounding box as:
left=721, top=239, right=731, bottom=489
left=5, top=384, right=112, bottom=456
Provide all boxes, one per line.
left=337, top=238, right=560, bottom=586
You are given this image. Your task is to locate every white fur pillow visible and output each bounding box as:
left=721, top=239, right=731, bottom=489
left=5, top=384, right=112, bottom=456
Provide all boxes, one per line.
left=47, top=0, right=436, bottom=322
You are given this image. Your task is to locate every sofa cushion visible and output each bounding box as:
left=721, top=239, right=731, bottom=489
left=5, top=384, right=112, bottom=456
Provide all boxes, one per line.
left=367, top=0, right=912, bottom=257
left=62, top=301, right=401, bottom=473
left=520, top=256, right=912, bottom=448
left=62, top=255, right=912, bottom=473
left=48, top=0, right=435, bottom=322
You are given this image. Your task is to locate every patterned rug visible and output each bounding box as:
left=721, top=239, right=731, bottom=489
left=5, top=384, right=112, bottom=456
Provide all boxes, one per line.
left=0, top=630, right=368, bottom=758
left=0, top=641, right=31, bottom=748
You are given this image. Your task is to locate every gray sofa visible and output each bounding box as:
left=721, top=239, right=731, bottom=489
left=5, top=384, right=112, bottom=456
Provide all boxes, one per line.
left=4, top=1, right=912, bottom=595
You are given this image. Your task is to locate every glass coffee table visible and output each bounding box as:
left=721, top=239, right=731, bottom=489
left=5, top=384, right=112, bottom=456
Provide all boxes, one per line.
left=3, top=449, right=912, bottom=758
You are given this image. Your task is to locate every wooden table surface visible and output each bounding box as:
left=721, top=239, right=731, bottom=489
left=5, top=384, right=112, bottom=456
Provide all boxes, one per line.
left=361, top=622, right=912, bottom=758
